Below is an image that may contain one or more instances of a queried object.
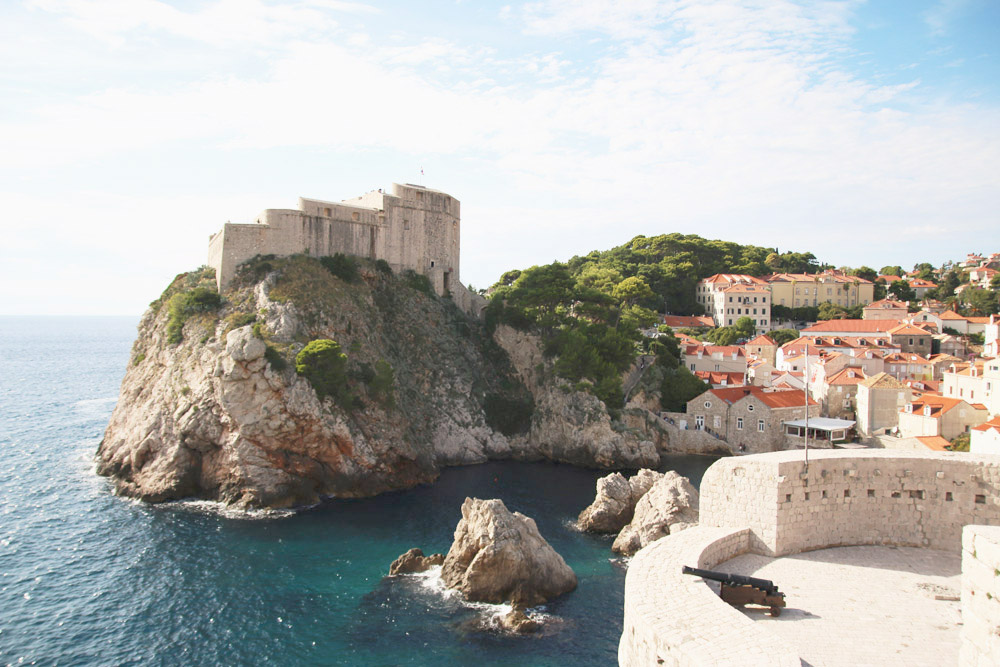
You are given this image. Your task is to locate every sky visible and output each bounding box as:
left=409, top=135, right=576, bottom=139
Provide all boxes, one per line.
left=1, top=0, right=998, bottom=315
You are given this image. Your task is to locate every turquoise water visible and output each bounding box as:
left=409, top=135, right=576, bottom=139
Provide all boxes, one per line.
left=0, top=316, right=714, bottom=666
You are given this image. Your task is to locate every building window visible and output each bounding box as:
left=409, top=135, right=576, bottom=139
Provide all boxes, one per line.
left=758, top=419, right=765, bottom=432
left=713, top=415, right=721, bottom=429
left=747, top=404, right=754, bottom=411
left=704, top=401, right=712, bottom=408
left=737, top=417, right=744, bottom=430
left=695, top=415, right=704, bottom=429
left=351, top=211, right=360, bottom=221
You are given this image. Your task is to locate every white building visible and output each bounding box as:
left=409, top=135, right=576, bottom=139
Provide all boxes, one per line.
left=695, top=274, right=771, bottom=331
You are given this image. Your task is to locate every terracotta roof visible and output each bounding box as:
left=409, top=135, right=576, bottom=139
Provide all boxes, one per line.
left=972, top=416, right=1000, bottom=433
left=967, top=317, right=994, bottom=324
left=888, top=323, right=930, bottom=336
left=721, top=284, right=770, bottom=293
left=884, top=353, right=931, bottom=364
left=939, top=310, right=966, bottom=320
left=909, top=279, right=937, bottom=288
left=902, top=395, right=970, bottom=417
left=700, top=274, right=767, bottom=285
left=915, top=436, right=951, bottom=451
left=865, top=299, right=908, bottom=309
left=826, top=368, right=866, bottom=385
left=878, top=275, right=902, bottom=283
left=747, top=334, right=777, bottom=346
left=684, top=344, right=746, bottom=357
left=694, top=371, right=746, bottom=385
left=663, top=315, right=715, bottom=328
left=766, top=272, right=872, bottom=285
left=705, top=386, right=816, bottom=408
left=802, top=320, right=901, bottom=334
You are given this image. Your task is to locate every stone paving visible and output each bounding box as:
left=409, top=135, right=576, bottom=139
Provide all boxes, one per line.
left=719, top=546, right=962, bottom=667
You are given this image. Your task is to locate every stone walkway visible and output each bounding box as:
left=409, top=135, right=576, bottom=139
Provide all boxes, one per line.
left=718, top=546, right=962, bottom=667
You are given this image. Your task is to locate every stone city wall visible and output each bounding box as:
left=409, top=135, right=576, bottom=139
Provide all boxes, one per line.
left=700, top=449, right=1000, bottom=556
left=960, top=525, right=1000, bottom=666
left=620, top=449, right=1000, bottom=665
left=618, top=526, right=799, bottom=667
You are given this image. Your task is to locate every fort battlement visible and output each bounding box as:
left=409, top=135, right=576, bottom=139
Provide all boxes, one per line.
left=619, top=450, right=1000, bottom=666
left=207, top=183, right=482, bottom=315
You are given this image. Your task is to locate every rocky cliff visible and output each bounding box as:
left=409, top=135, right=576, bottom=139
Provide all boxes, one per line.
left=98, top=255, right=663, bottom=508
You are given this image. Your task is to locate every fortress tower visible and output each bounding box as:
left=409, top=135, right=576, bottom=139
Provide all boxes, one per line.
left=207, top=183, right=481, bottom=314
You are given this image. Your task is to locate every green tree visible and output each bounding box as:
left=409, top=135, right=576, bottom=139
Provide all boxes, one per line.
left=770, top=329, right=800, bottom=345
left=888, top=280, right=916, bottom=302
left=295, top=339, right=350, bottom=406
left=880, top=266, right=903, bottom=278
left=963, top=287, right=1000, bottom=316
left=660, top=367, right=710, bottom=412
left=733, top=316, right=756, bottom=339
left=850, top=266, right=877, bottom=282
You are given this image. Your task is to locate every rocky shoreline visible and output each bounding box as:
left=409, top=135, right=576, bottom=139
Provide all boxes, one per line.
left=98, top=259, right=701, bottom=508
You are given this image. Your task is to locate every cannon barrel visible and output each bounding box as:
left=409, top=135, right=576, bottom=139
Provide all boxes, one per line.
left=681, top=565, right=780, bottom=595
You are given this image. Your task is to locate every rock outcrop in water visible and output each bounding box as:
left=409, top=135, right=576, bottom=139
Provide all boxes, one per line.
left=611, top=471, right=699, bottom=556
left=576, top=468, right=663, bottom=533
left=388, top=548, right=445, bottom=575
left=98, top=256, right=668, bottom=508
left=440, top=498, right=576, bottom=606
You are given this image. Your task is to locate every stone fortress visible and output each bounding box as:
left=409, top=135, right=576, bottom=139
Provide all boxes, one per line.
left=207, top=182, right=483, bottom=315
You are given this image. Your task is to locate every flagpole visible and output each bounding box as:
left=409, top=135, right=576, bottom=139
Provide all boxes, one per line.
left=804, top=343, right=810, bottom=471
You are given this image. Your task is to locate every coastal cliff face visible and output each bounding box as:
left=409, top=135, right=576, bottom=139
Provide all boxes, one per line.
left=98, top=256, right=661, bottom=508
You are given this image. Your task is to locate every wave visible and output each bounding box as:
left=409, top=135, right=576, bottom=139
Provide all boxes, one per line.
left=156, top=499, right=298, bottom=521
left=404, top=566, right=552, bottom=633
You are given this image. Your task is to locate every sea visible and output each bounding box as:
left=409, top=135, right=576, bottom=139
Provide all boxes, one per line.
left=0, top=316, right=715, bottom=666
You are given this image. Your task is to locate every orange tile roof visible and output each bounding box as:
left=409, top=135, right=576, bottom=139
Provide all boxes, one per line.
left=939, top=310, right=966, bottom=320
left=915, top=435, right=951, bottom=451
left=700, top=274, right=768, bottom=285
left=706, top=386, right=816, bottom=408
left=721, top=284, right=770, bottom=293
left=888, top=323, right=930, bottom=336
left=802, top=320, right=901, bottom=334
left=747, top=334, right=777, bottom=346
left=684, top=344, right=746, bottom=357
left=903, top=395, right=972, bottom=417
left=826, top=368, right=866, bottom=385
left=663, top=315, right=715, bottom=328
left=884, top=352, right=931, bottom=364
left=694, top=371, right=746, bottom=385
left=972, top=416, right=1000, bottom=433
left=866, top=299, right=908, bottom=309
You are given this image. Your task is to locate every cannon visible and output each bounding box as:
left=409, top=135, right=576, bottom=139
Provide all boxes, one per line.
left=682, top=565, right=786, bottom=616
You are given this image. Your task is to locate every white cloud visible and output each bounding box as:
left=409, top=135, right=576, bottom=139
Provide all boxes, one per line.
left=3, top=0, right=999, bottom=311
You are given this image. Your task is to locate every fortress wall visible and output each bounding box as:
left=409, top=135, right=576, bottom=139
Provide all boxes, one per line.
left=209, top=183, right=472, bottom=313
left=618, top=526, right=799, bottom=667
left=701, top=450, right=1000, bottom=556
left=960, top=525, right=1000, bottom=666
left=621, top=450, right=1000, bottom=665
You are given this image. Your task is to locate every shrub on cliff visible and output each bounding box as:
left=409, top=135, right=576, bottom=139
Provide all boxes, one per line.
left=166, top=287, right=222, bottom=344
left=320, top=253, right=360, bottom=283
left=295, top=339, right=350, bottom=406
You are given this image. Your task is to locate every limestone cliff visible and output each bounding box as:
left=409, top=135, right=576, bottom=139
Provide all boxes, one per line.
left=98, top=256, right=661, bottom=508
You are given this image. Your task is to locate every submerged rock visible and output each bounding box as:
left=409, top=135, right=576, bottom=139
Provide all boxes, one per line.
left=576, top=468, right=664, bottom=533
left=612, top=471, right=699, bottom=556
left=441, top=497, right=576, bottom=606
left=499, top=605, right=541, bottom=634
left=388, top=548, right=445, bottom=576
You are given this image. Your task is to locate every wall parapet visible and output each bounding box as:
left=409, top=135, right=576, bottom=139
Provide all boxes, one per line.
left=618, top=526, right=799, bottom=666
left=620, top=449, right=1000, bottom=665
left=701, top=449, right=1000, bottom=556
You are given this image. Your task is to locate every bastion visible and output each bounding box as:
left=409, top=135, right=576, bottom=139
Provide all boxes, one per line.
left=619, top=449, right=1000, bottom=666
left=207, top=182, right=483, bottom=315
